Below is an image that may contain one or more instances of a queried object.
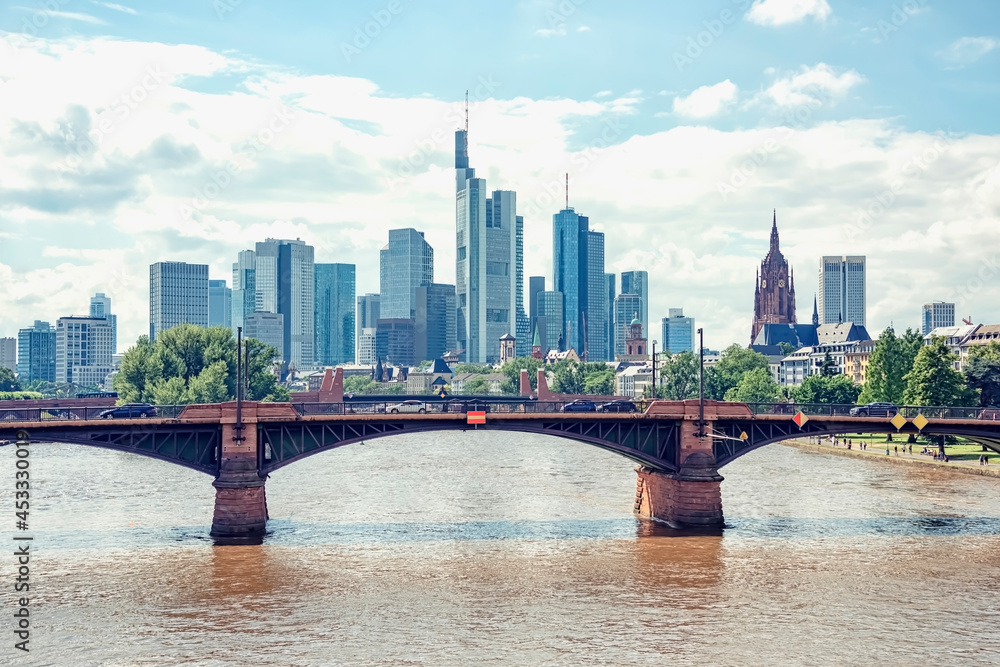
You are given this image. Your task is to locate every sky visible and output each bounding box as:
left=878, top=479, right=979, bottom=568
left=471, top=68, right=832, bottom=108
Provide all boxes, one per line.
left=0, top=0, right=998, bottom=352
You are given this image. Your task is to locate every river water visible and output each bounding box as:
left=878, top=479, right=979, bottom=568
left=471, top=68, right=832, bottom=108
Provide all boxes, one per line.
left=3, top=431, right=1000, bottom=666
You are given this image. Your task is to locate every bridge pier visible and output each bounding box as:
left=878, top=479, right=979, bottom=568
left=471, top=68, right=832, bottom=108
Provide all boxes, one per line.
left=634, top=406, right=725, bottom=528
left=210, top=402, right=268, bottom=543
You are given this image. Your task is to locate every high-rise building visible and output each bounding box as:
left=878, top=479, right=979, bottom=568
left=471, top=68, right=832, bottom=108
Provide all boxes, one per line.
left=16, top=321, right=55, bottom=383
left=380, top=228, right=434, bottom=319
left=208, top=280, right=232, bottom=329
left=819, top=255, right=866, bottom=327
left=149, top=262, right=209, bottom=341
left=538, top=291, right=564, bottom=355
left=553, top=205, right=606, bottom=361
left=922, top=301, right=955, bottom=335
left=232, top=249, right=257, bottom=333
left=358, top=328, right=377, bottom=366
left=613, top=293, right=643, bottom=357
left=514, top=215, right=529, bottom=358
left=605, top=273, right=616, bottom=361
left=620, top=270, right=649, bottom=339
left=253, top=239, right=315, bottom=371
left=0, top=338, right=15, bottom=374
left=89, top=293, right=117, bottom=354
left=356, top=293, right=381, bottom=363
left=662, top=308, right=695, bottom=354
left=455, top=124, right=521, bottom=364
left=55, top=316, right=114, bottom=387
left=415, top=284, right=457, bottom=363
left=528, top=276, right=545, bottom=352
left=244, top=312, right=284, bottom=361
left=315, top=263, right=356, bottom=366
left=751, top=211, right=797, bottom=343
left=375, top=319, right=415, bottom=367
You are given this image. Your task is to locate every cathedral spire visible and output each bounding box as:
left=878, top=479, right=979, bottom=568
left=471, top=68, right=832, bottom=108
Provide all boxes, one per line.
left=812, top=294, right=819, bottom=326
left=770, top=209, right=779, bottom=253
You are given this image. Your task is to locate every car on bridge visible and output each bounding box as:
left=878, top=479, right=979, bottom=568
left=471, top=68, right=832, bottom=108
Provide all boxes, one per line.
left=561, top=399, right=597, bottom=413
left=98, top=403, right=157, bottom=419
left=386, top=400, right=429, bottom=414
left=598, top=399, right=637, bottom=413
left=849, top=402, right=898, bottom=417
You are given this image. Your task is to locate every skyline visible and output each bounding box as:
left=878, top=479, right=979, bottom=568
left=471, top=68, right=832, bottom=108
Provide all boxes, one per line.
left=2, top=1, right=999, bottom=351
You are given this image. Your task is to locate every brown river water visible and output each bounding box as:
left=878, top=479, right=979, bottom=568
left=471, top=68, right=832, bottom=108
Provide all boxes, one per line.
left=2, top=431, right=1000, bottom=666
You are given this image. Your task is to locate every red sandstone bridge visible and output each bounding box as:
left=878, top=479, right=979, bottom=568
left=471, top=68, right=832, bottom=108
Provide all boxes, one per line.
left=2, top=395, right=999, bottom=543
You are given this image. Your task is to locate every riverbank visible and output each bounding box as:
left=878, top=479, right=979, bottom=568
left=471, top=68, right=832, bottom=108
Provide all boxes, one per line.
left=783, top=439, right=1000, bottom=479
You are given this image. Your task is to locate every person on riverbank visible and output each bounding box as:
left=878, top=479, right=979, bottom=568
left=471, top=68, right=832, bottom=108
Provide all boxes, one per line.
left=980, top=454, right=986, bottom=466
left=894, top=445, right=899, bottom=456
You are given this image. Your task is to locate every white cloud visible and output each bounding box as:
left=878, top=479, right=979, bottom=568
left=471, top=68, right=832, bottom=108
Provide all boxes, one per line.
left=577, top=25, right=591, bottom=32
left=535, top=27, right=566, bottom=37
left=92, top=2, right=138, bottom=15
left=757, top=63, right=864, bottom=108
left=0, top=37, right=997, bottom=353
left=12, top=7, right=108, bottom=24
left=672, top=80, right=739, bottom=118
left=937, top=36, right=1000, bottom=66
left=745, top=0, right=832, bottom=27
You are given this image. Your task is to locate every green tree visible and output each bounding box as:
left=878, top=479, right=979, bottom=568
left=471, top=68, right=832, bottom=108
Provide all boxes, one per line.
left=705, top=344, right=770, bottom=400
left=343, top=375, right=378, bottom=394
left=583, top=368, right=615, bottom=395
left=453, top=364, right=491, bottom=375
left=723, top=367, right=781, bottom=404
left=0, top=367, right=20, bottom=392
left=966, top=342, right=1000, bottom=407
left=902, top=336, right=976, bottom=407
left=656, top=350, right=699, bottom=400
left=464, top=376, right=492, bottom=394
left=114, top=336, right=164, bottom=403
left=792, top=374, right=861, bottom=404
left=819, top=351, right=838, bottom=377
left=777, top=341, right=799, bottom=357
left=498, top=356, right=545, bottom=391
left=551, top=361, right=583, bottom=394
left=859, top=327, right=922, bottom=405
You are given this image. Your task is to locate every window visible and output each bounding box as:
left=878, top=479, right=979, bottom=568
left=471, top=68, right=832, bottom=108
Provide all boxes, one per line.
left=486, top=309, right=508, bottom=323
left=458, top=246, right=467, bottom=261
left=486, top=262, right=508, bottom=276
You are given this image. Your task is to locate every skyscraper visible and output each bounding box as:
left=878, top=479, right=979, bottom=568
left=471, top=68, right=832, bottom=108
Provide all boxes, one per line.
left=208, top=280, right=232, bottom=329
left=244, top=312, right=283, bottom=361
left=553, top=205, right=606, bottom=360
left=751, top=212, right=797, bottom=343
left=315, top=263, right=356, bottom=366
left=455, top=122, right=521, bottom=364
left=529, top=275, right=545, bottom=338
left=253, top=239, right=315, bottom=371
left=232, top=249, right=257, bottom=332
left=55, top=316, right=114, bottom=387
left=605, top=273, right=616, bottom=361
left=356, top=293, right=381, bottom=363
left=922, top=301, right=955, bottom=334
left=538, top=291, right=564, bottom=355
left=819, top=255, right=866, bottom=327
left=149, top=262, right=209, bottom=341
left=662, top=308, right=695, bottom=354
left=613, top=292, right=643, bottom=357
left=89, top=293, right=117, bottom=354
left=620, top=270, right=649, bottom=339
left=16, top=321, right=55, bottom=383
left=514, top=215, right=529, bottom=358
left=415, top=283, right=458, bottom=362
left=380, top=228, right=434, bottom=319
left=0, top=338, right=15, bottom=374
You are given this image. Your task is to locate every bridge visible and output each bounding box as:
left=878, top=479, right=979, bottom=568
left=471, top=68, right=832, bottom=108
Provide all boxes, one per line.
left=2, top=394, right=999, bottom=543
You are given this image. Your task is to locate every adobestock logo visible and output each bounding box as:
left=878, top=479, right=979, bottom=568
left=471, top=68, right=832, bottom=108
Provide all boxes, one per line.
left=340, top=0, right=405, bottom=63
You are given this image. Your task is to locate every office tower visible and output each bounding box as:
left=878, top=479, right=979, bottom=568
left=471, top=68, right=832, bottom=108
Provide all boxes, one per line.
left=315, top=263, right=356, bottom=366
left=538, top=291, right=564, bottom=355
left=55, top=316, right=114, bottom=387
left=455, top=122, right=520, bottom=364
left=818, top=255, right=866, bottom=327
left=606, top=273, right=616, bottom=361
left=380, top=228, right=434, bottom=320
left=415, top=283, right=457, bottom=362
left=16, top=321, right=56, bottom=383
left=356, top=294, right=381, bottom=363
left=751, top=212, right=797, bottom=342
left=358, top=328, right=377, bottom=365
left=89, top=292, right=117, bottom=354
left=232, top=250, right=257, bottom=332
left=514, top=215, right=529, bottom=358
left=620, top=270, right=649, bottom=339
left=922, top=301, right=955, bottom=335
left=662, top=308, right=696, bottom=354
left=208, top=280, right=232, bottom=329
left=253, top=239, right=315, bottom=370
left=244, top=312, right=284, bottom=361
left=376, top=319, right=415, bottom=367
left=0, top=338, right=15, bottom=374
left=149, top=261, right=209, bottom=341
left=613, top=293, right=643, bottom=356
left=529, top=277, right=545, bottom=323
left=553, top=204, right=606, bottom=361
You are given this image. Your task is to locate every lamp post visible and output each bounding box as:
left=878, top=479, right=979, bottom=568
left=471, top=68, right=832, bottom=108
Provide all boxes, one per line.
left=696, top=327, right=705, bottom=438
left=651, top=340, right=657, bottom=398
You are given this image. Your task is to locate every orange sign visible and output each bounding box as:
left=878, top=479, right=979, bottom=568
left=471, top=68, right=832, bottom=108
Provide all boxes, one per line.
left=793, top=411, right=809, bottom=428
left=467, top=411, right=486, bottom=424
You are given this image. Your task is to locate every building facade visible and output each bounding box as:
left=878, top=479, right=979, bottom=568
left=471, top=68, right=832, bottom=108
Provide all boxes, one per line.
left=208, top=280, right=232, bottom=329
left=620, top=270, right=649, bottom=339
left=553, top=206, right=606, bottom=360
left=538, top=291, right=564, bottom=356
left=922, top=301, right=955, bottom=335
left=315, top=263, right=356, bottom=366
left=89, top=293, right=117, bottom=354
left=414, top=283, right=457, bottom=363
left=751, top=212, right=797, bottom=343
left=375, top=318, right=416, bottom=367
left=253, top=238, right=315, bottom=371
left=662, top=308, right=695, bottom=354
left=149, top=262, right=209, bottom=341
left=232, top=249, right=257, bottom=333
left=357, top=328, right=377, bottom=366
left=55, top=316, right=114, bottom=387
left=613, top=293, right=643, bottom=357
left=16, top=321, right=55, bottom=383
left=380, top=228, right=434, bottom=320
left=244, top=312, right=284, bottom=362
left=819, top=255, right=866, bottom=327
left=0, top=337, right=15, bottom=374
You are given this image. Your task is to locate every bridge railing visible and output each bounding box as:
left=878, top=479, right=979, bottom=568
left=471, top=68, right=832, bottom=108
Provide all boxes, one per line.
left=743, top=403, right=992, bottom=420
left=294, top=401, right=575, bottom=416
left=0, top=404, right=186, bottom=423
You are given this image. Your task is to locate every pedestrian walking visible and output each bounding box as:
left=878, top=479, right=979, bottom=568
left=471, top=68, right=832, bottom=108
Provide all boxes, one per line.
left=894, top=445, right=898, bottom=456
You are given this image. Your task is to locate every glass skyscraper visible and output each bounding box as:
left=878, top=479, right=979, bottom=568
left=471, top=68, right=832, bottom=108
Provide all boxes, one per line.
left=55, top=316, right=114, bottom=387
left=662, top=308, right=695, bottom=354
left=620, top=270, right=649, bottom=339
left=314, top=263, right=356, bottom=366
left=380, top=228, right=433, bottom=320
left=415, top=283, right=458, bottom=362
left=553, top=207, right=606, bottom=360
left=89, top=293, right=117, bottom=354
left=208, top=280, right=232, bottom=329
left=614, top=292, right=643, bottom=357
left=819, top=256, right=866, bottom=327
left=922, top=301, right=955, bottom=335
left=17, top=321, right=55, bottom=383
left=253, top=239, right=315, bottom=371
left=149, top=261, right=209, bottom=341
left=232, top=249, right=256, bottom=333
left=356, top=293, right=380, bottom=363
left=538, top=291, right=564, bottom=355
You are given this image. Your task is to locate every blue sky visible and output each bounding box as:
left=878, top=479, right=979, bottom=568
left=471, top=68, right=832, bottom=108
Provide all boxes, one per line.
left=1, top=0, right=999, bottom=350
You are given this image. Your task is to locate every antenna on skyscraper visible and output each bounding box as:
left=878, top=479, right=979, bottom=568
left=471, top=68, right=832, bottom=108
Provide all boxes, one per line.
left=565, top=173, right=569, bottom=210
left=465, top=90, right=469, bottom=133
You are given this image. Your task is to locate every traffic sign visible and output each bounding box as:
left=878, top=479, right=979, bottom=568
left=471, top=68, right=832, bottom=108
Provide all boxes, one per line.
left=467, top=411, right=486, bottom=425
left=793, top=411, right=809, bottom=428
left=890, top=413, right=907, bottom=430
left=912, top=414, right=928, bottom=431
left=739, top=431, right=749, bottom=441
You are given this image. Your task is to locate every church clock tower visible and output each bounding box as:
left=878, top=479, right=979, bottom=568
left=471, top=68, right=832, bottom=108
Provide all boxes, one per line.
left=751, top=210, right=797, bottom=343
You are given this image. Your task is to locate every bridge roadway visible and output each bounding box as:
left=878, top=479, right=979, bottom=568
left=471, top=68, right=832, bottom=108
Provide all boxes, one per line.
left=2, top=398, right=999, bottom=542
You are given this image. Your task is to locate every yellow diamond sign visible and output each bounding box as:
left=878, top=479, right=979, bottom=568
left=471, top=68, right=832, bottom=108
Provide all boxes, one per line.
left=913, top=414, right=928, bottom=431
left=890, top=413, right=907, bottom=430
left=739, top=431, right=749, bottom=441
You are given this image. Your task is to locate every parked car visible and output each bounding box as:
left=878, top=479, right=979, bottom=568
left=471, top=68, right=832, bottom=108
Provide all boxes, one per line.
left=979, top=407, right=1000, bottom=420
left=849, top=402, right=898, bottom=417
left=99, top=403, right=157, bottom=419
left=561, top=399, right=597, bottom=413
left=386, top=400, right=428, bottom=414
left=598, top=399, right=637, bottom=413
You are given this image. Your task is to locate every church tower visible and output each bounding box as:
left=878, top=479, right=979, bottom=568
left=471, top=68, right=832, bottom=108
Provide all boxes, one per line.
left=751, top=210, right=797, bottom=343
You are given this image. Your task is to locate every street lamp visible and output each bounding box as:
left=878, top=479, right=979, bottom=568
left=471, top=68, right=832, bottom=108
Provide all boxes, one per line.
left=696, top=327, right=705, bottom=438
left=651, top=339, right=657, bottom=397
